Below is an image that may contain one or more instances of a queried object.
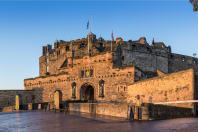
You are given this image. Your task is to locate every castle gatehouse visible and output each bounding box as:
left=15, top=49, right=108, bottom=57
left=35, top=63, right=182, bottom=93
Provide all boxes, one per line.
left=21, top=32, right=198, bottom=119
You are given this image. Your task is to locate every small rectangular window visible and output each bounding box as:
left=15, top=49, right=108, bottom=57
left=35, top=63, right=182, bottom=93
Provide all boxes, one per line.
left=90, top=69, right=93, bottom=77
left=182, top=57, right=185, bottom=62
left=81, top=70, right=84, bottom=78
left=66, top=46, right=70, bottom=51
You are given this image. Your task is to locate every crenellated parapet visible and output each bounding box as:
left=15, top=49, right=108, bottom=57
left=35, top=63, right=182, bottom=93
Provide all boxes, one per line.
left=39, top=32, right=173, bottom=77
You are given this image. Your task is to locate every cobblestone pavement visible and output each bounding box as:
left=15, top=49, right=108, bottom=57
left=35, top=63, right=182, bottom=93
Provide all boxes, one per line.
left=0, top=111, right=198, bottom=132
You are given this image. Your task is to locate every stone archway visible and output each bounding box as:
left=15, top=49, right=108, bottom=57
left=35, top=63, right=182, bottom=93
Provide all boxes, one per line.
left=80, top=83, right=94, bottom=101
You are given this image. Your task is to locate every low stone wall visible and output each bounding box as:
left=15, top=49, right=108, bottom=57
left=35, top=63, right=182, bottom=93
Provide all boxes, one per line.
left=0, top=90, right=34, bottom=109
left=140, top=103, right=194, bottom=120
left=68, top=103, right=129, bottom=118
left=0, top=106, right=15, bottom=112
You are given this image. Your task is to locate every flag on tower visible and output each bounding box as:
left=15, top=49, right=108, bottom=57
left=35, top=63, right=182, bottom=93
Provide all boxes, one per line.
left=111, top=31, right=114, bottom=42
left=87, top=21, right=89, bottom=30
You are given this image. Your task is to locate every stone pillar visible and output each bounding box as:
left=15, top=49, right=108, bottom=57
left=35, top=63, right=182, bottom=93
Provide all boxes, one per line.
left=15, top=95, right=20, bottom=111
left=38, top=104, right=41, bottom=110
left=54, top=91, right=60, bottom=110
left=141, top=106, right=150, bottom=120
left=134, top=106, right=139, bottom=120
left=28, top=103, right=33, bottom=110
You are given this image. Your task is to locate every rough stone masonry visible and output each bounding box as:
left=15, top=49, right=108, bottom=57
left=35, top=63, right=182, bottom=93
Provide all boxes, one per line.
left=2, top=32, right=198, bottom=119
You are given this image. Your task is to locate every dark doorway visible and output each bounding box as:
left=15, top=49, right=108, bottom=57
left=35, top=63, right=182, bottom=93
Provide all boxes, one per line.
left=196, top=103, right=198, bottom=117
left=80, top=83, right=94, bottom=101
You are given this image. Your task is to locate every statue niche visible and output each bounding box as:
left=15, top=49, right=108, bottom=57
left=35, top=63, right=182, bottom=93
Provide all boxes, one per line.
left=99, top=80, right=105, bottom=97
left=72, top=82, right=76, bottom=98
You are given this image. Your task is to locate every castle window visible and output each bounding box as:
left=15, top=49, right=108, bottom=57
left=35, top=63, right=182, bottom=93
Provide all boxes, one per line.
left=72, top=82, right=76, bottom=98
left=99, top=80, right=105, bottom=97
left=122, top=56, right=125, bottom=61
left=32, top=95, right=35, bottom=103
left=81, top=70, right=85, bottom=78
left=57, top=50, right=60, bottom=56
left=90, top=69, right=93, bottom=77
left=182, top=57, right=185, bottom=62
left=79, top=43, right=86, bottom=49
left=66, top=46, right=70, bottom=51
left=80, top=69, right=94, bottom=78
left=46, top=72, right=50, bottom=75
left=98, top=43, right=104, bottom=52
left=99, top=43, right=103, bottom=47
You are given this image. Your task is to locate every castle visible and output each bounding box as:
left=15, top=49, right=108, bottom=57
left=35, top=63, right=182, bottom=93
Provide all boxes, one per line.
left=24, top=32, right=198, bottom=102
left=1, top=32, right=198, bottom=119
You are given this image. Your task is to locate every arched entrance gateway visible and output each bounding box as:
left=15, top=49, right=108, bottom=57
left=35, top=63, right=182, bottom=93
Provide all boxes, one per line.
left=80, top=83, right=94, bottom=101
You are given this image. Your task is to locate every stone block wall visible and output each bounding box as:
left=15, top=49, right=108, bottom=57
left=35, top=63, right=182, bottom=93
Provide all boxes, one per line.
left=0, top=90, right=34, bottom=109
left=127, top=68, right=195, bottom=108
left=25, top=53, right=135, bottom=103
left=68, top=103, right=129, bottom=118
left=123, top=49, right=168, bottom=73
left=169, top=53, right=198, bottom=73
left=144, top=104, right=194, bottom=120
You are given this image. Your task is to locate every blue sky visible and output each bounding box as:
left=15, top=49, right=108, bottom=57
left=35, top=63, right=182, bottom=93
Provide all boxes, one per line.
left=0, top=1, right=197, bottom=90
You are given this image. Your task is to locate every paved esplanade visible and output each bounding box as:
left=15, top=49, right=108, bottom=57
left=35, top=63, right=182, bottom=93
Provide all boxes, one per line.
left=0, top=111, right=198, bottom=132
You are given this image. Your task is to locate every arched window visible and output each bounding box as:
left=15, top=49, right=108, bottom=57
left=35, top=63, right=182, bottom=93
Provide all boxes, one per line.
left=99, top=80, right=105, bottom=97
left=72, top=82, right=76, bottom=98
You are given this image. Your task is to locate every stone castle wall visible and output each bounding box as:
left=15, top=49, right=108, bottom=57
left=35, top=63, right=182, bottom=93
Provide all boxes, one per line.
left=0, top=90, right=34, bottom=108
left=127, top=68, right=195, bottom=108
left=20, top=34, right=198, bottom=118
left=69, top=103, right=128, bottom=118
left=38, top=33, right=198, bottom=79
left=25, top=53, right=135, bottom=103
left=169, top=53, right=198, bottom=73
left=119, top=43, right=169, bottom=73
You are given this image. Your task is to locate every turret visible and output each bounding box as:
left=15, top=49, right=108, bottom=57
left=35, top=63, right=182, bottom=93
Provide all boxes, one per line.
left=42, top=44, right=52, bottom=56
left=54, top=40, right=59, bottom=49
left=116, top=37, right=123, bottom=44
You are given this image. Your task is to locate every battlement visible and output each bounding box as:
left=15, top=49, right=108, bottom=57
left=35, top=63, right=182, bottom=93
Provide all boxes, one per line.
left=39, top=32, right=174, bottom=77
left=38, top=32, right=198, bottom=79
left=41, top=32, right=171, bottom=58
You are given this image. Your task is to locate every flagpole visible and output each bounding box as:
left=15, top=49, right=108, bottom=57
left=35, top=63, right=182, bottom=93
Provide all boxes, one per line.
left=70, top=40, right=72, bottom=52
left=111, top=41, right=112, bottom=52
left=87, top=20, right=90, bottom=56
left=111, top=30, right=113, bottom=52
left=88, top=33, right=89, bottom=56
left=70, top=40, right=73, bottom=67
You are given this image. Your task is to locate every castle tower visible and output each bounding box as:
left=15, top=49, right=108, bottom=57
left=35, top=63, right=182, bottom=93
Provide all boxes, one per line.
left=87, top=32, right=96, bottom=56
